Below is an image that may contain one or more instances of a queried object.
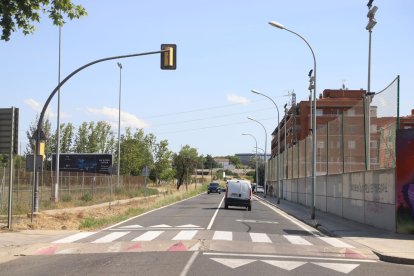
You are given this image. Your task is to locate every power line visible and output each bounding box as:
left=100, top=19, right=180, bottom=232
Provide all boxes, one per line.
left=156, top=116, right=277, bottom=135
left=147, top=107, right=274, bottom=128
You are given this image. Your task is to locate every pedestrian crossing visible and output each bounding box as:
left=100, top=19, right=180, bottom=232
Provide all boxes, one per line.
left=52, top=230, right=355, bottom=248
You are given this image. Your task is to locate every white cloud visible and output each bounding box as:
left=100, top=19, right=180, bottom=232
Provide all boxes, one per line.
left=227, top=94, right=250, bottom=105
left=87, top=106, right=148, bottom=129
left=24, top=98, right=69, bottom=119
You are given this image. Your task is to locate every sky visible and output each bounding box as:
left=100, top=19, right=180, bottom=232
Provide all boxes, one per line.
left=1, top=0, right=413, bottom=157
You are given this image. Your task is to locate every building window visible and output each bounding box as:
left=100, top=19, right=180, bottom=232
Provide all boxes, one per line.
left=370, top=124, right=377, bottom=133
left=348, top=140, right=356, bottom=149
left=316, top=109, right=323, bottom=116
left=347, top=109, right=355, bottom=116
left=347, top=125, right=357, bottom=134
left=404, top=125, right=413, bottom=129
left=318, top=141, right=325, bottom=149
left=370, top=140, right=377, bottom=149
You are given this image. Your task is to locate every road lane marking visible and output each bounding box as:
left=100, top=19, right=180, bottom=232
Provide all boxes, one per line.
left=118, top=224, right=143, bottom=229
left=318, top=237, right=355, bottom=248
left=53, top=232, right=97, bottom=243
left=101, top=193, right=204, bottom=231
left=213, top=231, right=233, bottom=241
left=236, top=219, right=278, bottom=224
left=150, top=224, right=171, bottom=228
left=203, top=252, right=377, bottom=263
left=179, top=251, right=200, bottom=276
left=177, top=224, right=201, bottom=228
left=172, top=230, right=198, bottom=240
left=91, top=232, right=130, bottom=243
left=132, top=231, right=164, bottom=241
left=249, top=232, right=272, bottom=243
left=261, top=260, right=306, bottom=271
left=207, top=195, right=225, bottom=230
left=210, top=258, right=256, bottom=269
left=312, top=262, right=360, bottom=274
left=283, top=235, right=312, bottom=245
left=255, top=196, right=319, bottom=236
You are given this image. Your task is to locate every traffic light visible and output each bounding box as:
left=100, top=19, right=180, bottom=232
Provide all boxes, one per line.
left=160, top=44, right=176, bottom=70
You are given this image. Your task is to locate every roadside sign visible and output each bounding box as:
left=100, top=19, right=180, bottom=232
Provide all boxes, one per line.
left=0, top=107, right=18, bottom=154
left=142, top=166, right=150, bottom=177
left=25, top=155, right=43, bottom=172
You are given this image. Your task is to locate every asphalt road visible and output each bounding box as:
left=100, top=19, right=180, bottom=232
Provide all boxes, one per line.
left=1, top=192, right=412, bottom=275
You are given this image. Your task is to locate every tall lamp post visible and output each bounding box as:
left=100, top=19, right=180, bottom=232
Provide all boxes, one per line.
left=117, top=62, right=122, bottom=187
left=54, top=24, right=62, bottom=203
left=247, top=117, right=268, bottom=198
left=269, top=20, right=317, bottom=219
left=365, top=1, right=378, bottom=170
left=242, top=133, right=258, bottom=186
left=251, top=89, right=281, bottom=204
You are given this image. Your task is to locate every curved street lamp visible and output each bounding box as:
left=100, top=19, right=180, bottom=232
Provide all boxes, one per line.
left=269, top=20, right=317, bottom=219
left=251, top=89, right=281, bottom=203
left=247, top=117, right=268, bottom=198
left=242, top=133, right=259, bottom=186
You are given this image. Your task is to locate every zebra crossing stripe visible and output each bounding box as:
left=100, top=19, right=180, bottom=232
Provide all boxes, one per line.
left=318, top=237, right=354, bottom=248
left=213, top=231, right=233, bottom=241
left=283, top=235, right=312, bottom=245
left=249, top=233, right=272, bottom=243
left=132, top=231, right=164, bottom=241
left=92, top=232, right=130, bottom=243
left=53, top=232, right=97, bottom=243
left=172, top=230, right=198, bottom=240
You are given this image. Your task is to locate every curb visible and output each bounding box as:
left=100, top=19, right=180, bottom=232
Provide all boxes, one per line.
left=372, top=250, right=414, bottom=265
left=254, top=195, right=414, bottom=265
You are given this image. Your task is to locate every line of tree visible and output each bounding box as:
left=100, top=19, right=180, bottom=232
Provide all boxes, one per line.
left=21, top=118, right=227, bottom=189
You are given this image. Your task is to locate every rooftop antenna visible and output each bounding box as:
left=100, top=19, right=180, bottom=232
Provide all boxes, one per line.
left=341, top=79, right=348, bottom=90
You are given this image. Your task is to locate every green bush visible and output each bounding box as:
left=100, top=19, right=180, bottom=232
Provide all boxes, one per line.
left=62, top=194, right=72, bottom=202
left=114, top=187, right=125, bottom=195
left=81, top=192, right=93, bottom=202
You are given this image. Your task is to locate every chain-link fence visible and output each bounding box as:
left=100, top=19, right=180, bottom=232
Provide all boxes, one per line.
left=0, top=167, right=146, bottom=225
left=268, top=76, right=400, bottom=181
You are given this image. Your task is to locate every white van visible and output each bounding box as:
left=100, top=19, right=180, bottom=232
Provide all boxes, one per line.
left=224, top=180, right=252, bottom=211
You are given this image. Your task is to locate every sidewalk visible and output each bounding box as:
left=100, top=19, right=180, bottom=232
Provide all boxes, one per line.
left=255, top=194, right=414, bottom=265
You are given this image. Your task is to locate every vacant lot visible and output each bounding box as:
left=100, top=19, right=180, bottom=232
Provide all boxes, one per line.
left=7, top=184, right=206, bottom=231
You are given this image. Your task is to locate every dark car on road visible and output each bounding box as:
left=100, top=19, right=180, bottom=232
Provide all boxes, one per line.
left=207, top=182, right=221, bottom=194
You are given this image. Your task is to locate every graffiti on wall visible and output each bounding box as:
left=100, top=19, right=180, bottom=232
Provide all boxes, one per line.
left=396, top=129, right=414, bottom=234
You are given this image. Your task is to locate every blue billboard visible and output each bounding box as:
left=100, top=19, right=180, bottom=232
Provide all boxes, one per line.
left=52, top=154, right=112, bottom=174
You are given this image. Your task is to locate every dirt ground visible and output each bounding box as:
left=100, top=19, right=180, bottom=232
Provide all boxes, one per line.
left=6, top=186, right=201, bottom=231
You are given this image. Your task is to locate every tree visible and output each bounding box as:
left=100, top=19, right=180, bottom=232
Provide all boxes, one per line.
left=172, top=145, right=198, bottom=190
left=119, top=128, right=153, bottom=176
left=0, top=0, right=87, bottom=41
left=60, top=123, right=75, bottom=153
left=150, top=140, right=172, bottom=185
left=73, top=122, right=89, bottom=153
left=204, top=154, right=219, bottom=169
left=228, top=155, right=242, bottom=168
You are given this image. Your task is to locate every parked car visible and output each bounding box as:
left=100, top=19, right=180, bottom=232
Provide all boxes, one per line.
left=207, top=182, right=221, bottom=194
left=252, top=183, right=257, bottom=193
left=224, top=179, right=252, bottom=211
left=256, top=185, right=264, bottom=193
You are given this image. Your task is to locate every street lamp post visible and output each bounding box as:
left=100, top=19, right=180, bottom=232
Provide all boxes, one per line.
left=269, top=20, right=317, bottom=219
left=251, top=89, right=281, bottom=204
left=117, top=62, right=122, bottom=187
left=242, top=133, right=259, bottom=187
left=32, top=47, right=175, bottom=214
left=365, top=1, right=378, bottom=171
left=54, top=24, right=62, bottom=203
left=248, top=117, right=268, bottom=198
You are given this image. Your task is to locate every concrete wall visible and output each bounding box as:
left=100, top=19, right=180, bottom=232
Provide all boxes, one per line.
left=280, top=168, right=396, bottom=231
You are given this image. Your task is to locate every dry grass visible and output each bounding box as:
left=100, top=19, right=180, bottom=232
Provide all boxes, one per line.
left=10, top=184, right=206, bottom=231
